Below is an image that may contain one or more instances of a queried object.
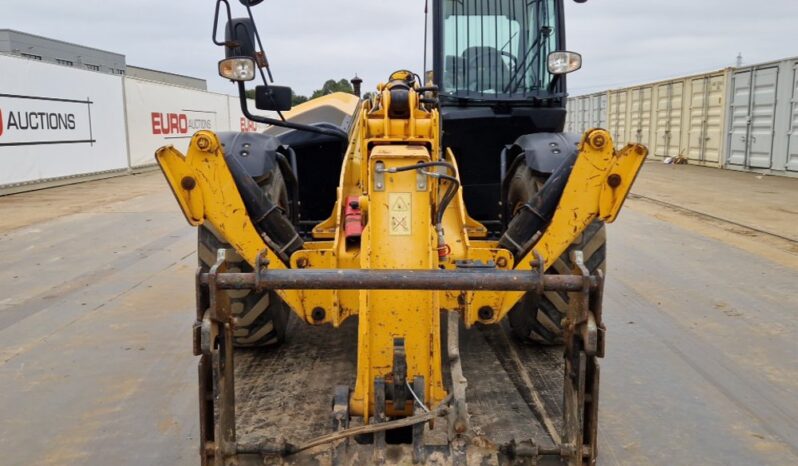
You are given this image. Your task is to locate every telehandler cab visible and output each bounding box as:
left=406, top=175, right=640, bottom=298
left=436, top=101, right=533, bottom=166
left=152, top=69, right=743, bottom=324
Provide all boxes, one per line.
left=156, top=0, right=647, bottom=464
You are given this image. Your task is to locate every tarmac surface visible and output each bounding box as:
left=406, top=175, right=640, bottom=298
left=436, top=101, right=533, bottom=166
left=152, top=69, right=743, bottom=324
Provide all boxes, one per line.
left=0, top=163, right=796, bottom=465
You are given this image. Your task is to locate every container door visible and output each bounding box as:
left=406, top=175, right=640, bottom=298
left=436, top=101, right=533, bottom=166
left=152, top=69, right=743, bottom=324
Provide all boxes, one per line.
left=670, top=82, right=684, bottom=158
left=594, top=94, right=608, bottom=129
left=748, top=67, right=778, bottom=168
left=687, top=76, right=725, bottom=164
left=609, top=90, right=628, bottom=149
left=788, top=64, right=798, bottom=172
left=630, top=88, right=652, bottom=145
left=629, top=89, right=643, bottom=144
left=655, top=82, right=683, bottom=158
left=654, top=84, right=670, bottom=157
left=687, top=77, right=709, bottom=162
left=565, top=98, right=576, bottom=133
left=580, top=97, right=590, bottom=133
left=703, top=75, right=726, bottom=165
left=727, top=71, right=752, bottom=166
left=640, top=87, right=653, bottom=148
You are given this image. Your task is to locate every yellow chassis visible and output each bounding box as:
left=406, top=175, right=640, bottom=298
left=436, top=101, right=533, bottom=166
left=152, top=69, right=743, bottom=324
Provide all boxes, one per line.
left=156, top=85, right=646, bottom=418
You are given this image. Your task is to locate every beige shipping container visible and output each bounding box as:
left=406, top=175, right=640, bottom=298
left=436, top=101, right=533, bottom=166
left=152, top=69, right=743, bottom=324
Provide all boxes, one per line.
left=565, top=98, right=577, bottom=132
left=684, top=71, right=730, bottom=167
left=629, top=86, right=655, bottom=150
left=596, top=70, right=731, bottom=163
left=566, top=93, right=609, bottom=135
left=652, top=79, right=685, bottom=160
left=591, top=92, right=608, bottom=130
left=577, top=96, right=590, bottom=134
left=608, top=89, right=630, bottom=149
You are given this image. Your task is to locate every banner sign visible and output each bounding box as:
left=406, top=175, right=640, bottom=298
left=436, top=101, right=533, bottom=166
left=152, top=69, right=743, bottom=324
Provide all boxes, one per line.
left=0, top=54, right=282, bottom=187
left=124, top=78, right=230, bottom=167
left=0, top=94, right=95, bottom=146
left=0, top=55, right=127, bottom=186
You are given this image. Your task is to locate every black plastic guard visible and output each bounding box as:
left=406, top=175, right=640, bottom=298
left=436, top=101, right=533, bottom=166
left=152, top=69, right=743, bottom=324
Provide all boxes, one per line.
left=223, top=149, right=303, bottom=264
left=510, top=132, right=580, bottom=174
left=217, top=131, right=281, bottom=179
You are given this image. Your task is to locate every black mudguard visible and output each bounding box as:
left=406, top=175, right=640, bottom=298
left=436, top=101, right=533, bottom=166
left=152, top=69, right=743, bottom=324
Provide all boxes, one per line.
left=217, top=131, right=281, bottom=179
left=217, top=131, right=303, bottom=263
left=508, top=132, right=580, bottom=175
left=499, top=132, right=581, bottom=260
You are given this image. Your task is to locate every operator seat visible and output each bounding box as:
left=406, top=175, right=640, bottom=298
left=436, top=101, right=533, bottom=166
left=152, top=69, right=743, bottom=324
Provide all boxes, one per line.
left=462, top=46, right=510, bottom=93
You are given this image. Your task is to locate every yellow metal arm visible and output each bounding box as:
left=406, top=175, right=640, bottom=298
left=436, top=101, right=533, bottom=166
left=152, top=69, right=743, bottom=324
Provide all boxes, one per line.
left=155, top=131, right=304, bottom=311
left=495, top=129, right=647, bottom=318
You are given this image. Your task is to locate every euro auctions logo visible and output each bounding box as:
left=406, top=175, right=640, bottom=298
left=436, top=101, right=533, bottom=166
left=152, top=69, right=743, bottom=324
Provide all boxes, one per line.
left=0, top=94, right=94, bottom=147
left=151, top=111, right=214, bottom=139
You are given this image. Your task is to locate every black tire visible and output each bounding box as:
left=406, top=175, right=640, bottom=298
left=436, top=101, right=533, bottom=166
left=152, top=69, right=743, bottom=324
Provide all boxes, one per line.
left=198, top=167, right=291, bottom=347
left=505, top=165, right=607, bottom=345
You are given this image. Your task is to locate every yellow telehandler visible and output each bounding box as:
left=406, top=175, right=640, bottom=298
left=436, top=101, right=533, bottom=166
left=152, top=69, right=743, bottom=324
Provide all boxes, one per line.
left=156, top=0, right=647, bottom=464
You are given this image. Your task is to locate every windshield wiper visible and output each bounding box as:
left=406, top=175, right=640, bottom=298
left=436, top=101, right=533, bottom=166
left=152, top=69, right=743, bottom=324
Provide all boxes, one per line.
left=503, top=25, right=551, bottom=95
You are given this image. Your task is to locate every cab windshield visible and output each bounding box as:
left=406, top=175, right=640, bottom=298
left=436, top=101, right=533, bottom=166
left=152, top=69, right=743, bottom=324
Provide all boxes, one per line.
left=441, top=0, right=558, bottom=99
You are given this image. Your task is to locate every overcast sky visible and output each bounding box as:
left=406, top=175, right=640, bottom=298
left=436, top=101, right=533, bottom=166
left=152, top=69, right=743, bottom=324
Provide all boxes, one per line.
left=4, top=0, right=798, bottom=97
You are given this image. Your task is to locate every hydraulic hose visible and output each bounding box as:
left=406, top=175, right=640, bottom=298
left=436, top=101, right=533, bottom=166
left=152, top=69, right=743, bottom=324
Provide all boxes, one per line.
left=498, top=149, right=579, bottom=262
left=224, top=152, right=303, bottom=264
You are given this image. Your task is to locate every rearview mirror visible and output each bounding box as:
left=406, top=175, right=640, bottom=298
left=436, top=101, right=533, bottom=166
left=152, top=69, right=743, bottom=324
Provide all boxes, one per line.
left=225, top=17, right=257, bottom=59
left=255, top=85, right=293, bottom=111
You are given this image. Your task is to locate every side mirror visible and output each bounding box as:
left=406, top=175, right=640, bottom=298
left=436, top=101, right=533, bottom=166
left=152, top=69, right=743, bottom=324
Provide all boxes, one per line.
left=255, top=85, right=293, bottom=111
left=548, top=51, right=582, bottom=75
left=225, top=18, right=257, bottom=59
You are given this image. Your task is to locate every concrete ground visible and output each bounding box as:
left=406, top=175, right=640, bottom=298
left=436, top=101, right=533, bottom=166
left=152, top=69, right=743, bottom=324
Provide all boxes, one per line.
left=0, top=166, right=796, bottom=465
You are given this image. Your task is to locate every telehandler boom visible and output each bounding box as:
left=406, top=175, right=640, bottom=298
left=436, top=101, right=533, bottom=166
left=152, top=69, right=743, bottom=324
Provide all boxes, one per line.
left=156, top=1, right=647, bottom=464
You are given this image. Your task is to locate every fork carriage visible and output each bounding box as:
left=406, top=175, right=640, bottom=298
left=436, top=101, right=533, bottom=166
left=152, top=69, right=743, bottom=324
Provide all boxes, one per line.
left=195, top=249, right=604, bottom=465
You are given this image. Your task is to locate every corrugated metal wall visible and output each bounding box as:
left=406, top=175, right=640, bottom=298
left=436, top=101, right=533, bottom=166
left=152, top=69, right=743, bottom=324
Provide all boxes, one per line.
left=565, top=56, right=798, bottom=177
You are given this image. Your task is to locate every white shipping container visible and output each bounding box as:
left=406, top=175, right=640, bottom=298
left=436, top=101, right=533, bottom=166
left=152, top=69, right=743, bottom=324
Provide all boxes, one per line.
left=727, top=65, right=780, bottom=170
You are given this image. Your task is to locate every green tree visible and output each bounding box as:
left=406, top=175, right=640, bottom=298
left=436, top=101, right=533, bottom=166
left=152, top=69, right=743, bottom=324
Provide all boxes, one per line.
left=310, top=79, right=354, bottom=99
left=291, top=93, right=309, bottom=105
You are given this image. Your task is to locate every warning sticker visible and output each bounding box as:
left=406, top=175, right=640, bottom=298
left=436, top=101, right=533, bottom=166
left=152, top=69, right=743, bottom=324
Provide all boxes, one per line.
left=388, top=193, right=411, bottom=236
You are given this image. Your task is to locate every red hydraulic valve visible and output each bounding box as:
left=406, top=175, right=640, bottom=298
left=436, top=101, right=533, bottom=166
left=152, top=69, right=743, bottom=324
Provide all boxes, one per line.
left=344, top=196, right=363, bottom=243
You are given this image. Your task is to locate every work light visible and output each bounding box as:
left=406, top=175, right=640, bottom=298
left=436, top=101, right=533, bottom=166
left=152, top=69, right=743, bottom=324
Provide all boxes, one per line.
left=548, top=51, right=583, bottom=75
left=218, top=57, right=256, bottom=81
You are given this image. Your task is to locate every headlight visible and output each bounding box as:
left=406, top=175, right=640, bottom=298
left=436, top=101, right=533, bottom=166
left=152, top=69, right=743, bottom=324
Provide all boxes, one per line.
left=548, top=51, right=583, bottom=75
left=218, top=57, right=256, bottom=81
